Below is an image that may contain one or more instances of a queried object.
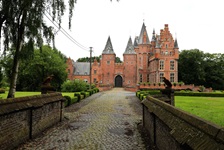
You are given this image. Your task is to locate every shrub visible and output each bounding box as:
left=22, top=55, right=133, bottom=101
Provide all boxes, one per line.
left=74, top=92, right=81, bottom=102
left=71, top=96, right=78, bottom=104
left=61, top=79, right=88, bottom=92
left=0, top=88, right=5, bottom=93
left=64, top=96, right=71, bottom=107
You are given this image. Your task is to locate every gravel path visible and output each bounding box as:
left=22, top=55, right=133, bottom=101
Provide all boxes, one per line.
left=17, top=88, right=146, bottom=150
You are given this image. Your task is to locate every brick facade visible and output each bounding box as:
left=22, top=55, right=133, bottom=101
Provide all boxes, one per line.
left=66, top=24, right=179, bottom=90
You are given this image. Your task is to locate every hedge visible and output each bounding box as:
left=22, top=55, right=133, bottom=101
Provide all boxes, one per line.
left=64, top=96, right=71, bottom=107
left=174, top=92, right=224, bottom=97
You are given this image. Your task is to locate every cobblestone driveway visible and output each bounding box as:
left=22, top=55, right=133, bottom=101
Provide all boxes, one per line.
left=17, top=88, right=146, bottom=150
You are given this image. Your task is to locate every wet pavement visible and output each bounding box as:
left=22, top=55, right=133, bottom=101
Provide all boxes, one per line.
left=17, top=88, right=146, bottom=150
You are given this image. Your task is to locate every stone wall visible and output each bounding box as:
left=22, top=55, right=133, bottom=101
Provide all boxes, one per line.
left=142, top=95, right=224, bottom=150
left=0, top=93, right=65, bottom=150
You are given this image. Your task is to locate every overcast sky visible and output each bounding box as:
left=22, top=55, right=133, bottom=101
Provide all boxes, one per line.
left=49, top=0, right=224, bottom=61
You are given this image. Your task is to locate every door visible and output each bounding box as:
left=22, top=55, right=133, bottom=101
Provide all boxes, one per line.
left=115, top=75, right=123, bottom=87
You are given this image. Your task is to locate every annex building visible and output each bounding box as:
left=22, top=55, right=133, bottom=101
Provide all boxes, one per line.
left=66, top=23, right=179, bottom=90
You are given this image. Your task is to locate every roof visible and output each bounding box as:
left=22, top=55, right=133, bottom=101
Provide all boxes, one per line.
left=138, top=23, right=150, bottom=44
left=124, top=37, right=136, bottom=54
left=74, top=62, right=90, bottom=75
left=174, top=38, right=179, bottom=48
left=102, top=36, right=115, bottom=54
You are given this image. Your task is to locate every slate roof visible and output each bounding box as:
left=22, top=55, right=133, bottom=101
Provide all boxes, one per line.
left=174, top=38, right=179, bottom=48
left=138, top=23, right=150, bottom=44
left=73, top=62, right=90, bottom=75
left=102, top=36, right=115, bottom=54
left=134, top=36, right=139, bottom=47
left=151, top=29, right=156, bottom=42
left=124, top=37, right=136, bottom=54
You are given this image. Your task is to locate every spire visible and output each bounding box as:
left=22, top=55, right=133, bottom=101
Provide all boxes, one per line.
left=151, top=28, right=156, bottom=42
left=155, top=37, right=160, bottom=48
left=174, top=38, right=179, bottom=48
left=102, top=36, right=115, bottom=54
left=134, top=36, right=139, bottom=47
left=124, top=37, right=136, bottom=54
left=138, top=23, right=150, bottom=44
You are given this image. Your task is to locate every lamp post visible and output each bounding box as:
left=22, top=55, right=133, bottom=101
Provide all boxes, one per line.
left=89, top=47, right=93, bottom=89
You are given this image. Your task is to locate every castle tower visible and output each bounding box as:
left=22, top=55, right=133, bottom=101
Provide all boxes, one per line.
left=123, top=37, right=137, bottom=87
left=100, top=36, right=116, bottom=86
left=135, top=23, right=151, bottom=84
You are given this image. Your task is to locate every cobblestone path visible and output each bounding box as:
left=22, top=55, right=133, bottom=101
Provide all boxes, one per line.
left=17, top=88, right=146, bottom=150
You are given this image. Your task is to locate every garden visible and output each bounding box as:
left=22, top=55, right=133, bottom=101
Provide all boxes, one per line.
left=0, top=79, right=99, bottom=108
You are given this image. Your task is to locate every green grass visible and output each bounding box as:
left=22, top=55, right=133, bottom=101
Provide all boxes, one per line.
left=0, top=91, right=78, bottom=99
left=175, top=96, right=224, bottom=127
left=0, top=91, right=41, bottom=99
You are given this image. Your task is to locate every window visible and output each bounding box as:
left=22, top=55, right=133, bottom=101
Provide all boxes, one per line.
left=68, top=69, right=70, bottom=74
left=147, top=74, right=150, bottom=82
left=159, top=73, right=164, bottom=82
left=94, top=78, right=97, bottom=83
left=107, top=72, right=110, bottom=76
left=94, top=70, right=97, bottom=74
left=166, top=44, right=168, bottom=48
left=139, top=74, right=142, bottom=82
left=159, top=60, right=164, bottom=70
left=170, top=60, right=175, bottom=70
left=107, top=61, right=110, bottom=64
left=170, top=73, right=175, bottom=82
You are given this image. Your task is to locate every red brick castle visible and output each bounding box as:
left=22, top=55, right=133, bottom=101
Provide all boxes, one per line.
left=66, top=23, right=179, bottom=91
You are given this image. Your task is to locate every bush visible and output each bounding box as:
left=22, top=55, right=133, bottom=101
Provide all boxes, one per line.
left=74, top=92, right=81, bottom=102
left=61, top=79, right=88, bottom=92
left=71, top=96, right=78, bottom=104
left=64, top=96, right=71, bottom=107
left=0, top=88, right=5, bottom=93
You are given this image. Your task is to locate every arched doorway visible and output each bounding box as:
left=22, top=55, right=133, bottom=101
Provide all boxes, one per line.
left=115, top=75, right=123, bottom=87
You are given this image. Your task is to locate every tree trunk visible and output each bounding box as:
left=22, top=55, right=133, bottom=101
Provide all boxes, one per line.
left=7, top=41, right=23, bottom=98
left=7, top=10, right=27, bottom=98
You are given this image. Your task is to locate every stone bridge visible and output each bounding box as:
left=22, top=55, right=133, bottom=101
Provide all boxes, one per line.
left=16, top=88, right=150, bottom=150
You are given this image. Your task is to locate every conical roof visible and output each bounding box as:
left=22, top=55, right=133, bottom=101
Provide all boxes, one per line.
left=102, top=36, right=115, bottom=54
left=151, top=29, right=156, bottom=42
left=174, top=38, right=179, bottom=48
left=124, top=37, right=136, bottom=54
left=138, top=23, right=150, bottom=44
left=134, top=36, right=139, bottom=47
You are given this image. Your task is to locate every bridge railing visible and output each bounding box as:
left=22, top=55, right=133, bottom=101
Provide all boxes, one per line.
left=142, top=95, right=224, bottom=150
left=0, top=93, right=65, bottom=150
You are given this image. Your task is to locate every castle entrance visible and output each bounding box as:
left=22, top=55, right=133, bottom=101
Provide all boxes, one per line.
left=115, top=75, right=123, bottom=87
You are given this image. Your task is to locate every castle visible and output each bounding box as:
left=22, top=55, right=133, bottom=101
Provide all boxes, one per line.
left=66, top=23, right=179, bottom=90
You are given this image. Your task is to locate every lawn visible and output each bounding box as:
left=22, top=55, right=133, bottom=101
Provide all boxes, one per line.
left=0, top=91, right=41, bottom=99
left=0, top=91, right=76, bottom=100
left=175, top=96, right=224, bottom=127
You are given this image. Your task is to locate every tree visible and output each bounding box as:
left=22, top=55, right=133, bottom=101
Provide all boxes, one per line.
left=1, top=0, right=119, bottom=98
left=0, top=0, right=76, bottom=98
left=76, top=55, right=122, bottom=63
left=2, top=45, right=67, bottom=91
left=178, top=49, right=205, bottom=86
left=178, top=49, right=224, bottom=90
